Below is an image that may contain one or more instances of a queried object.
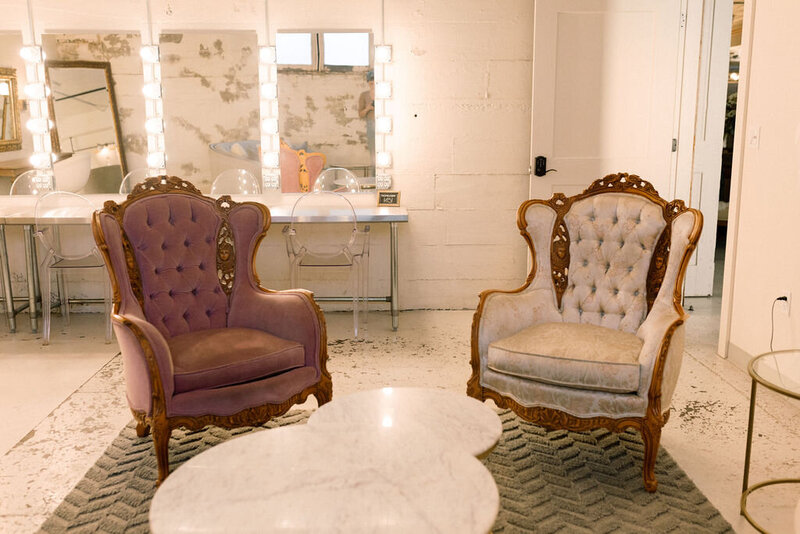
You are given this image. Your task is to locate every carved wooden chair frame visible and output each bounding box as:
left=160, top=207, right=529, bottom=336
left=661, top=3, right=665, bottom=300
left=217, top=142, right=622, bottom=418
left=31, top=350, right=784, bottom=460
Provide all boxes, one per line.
left=92, top=176, right=332, bottom=483
left=467, top=173, right=702, bottom=492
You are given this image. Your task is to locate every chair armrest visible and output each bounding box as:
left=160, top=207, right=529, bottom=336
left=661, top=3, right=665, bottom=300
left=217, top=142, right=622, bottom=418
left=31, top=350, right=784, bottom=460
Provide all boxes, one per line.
left=113, top=312, right=174, bottom=412
left=635, top=301, right=686, bottom=410
left=228, top=288, right=325, bottom=371
left=473, top=286, right=561, bottom=367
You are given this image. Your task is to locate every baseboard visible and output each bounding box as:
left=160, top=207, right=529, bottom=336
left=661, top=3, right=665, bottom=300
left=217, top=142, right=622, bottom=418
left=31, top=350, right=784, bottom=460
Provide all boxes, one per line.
left=725, top=342, right=754, bottom=372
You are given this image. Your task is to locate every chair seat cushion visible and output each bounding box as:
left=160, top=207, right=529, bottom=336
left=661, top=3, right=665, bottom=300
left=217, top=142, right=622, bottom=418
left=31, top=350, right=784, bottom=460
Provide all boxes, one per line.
left=487, top=322, right=643, bottom=393
left=168, top=327, right=306, bottom=394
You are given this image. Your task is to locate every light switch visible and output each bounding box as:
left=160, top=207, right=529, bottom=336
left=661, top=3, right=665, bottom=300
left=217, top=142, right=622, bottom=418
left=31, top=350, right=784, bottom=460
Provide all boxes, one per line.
left=747, top=126, right=760, bottom=148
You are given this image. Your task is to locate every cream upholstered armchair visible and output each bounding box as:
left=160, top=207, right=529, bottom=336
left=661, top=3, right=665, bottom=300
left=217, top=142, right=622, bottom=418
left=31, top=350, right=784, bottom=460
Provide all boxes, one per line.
left=467, top=173, right=702, bottom=492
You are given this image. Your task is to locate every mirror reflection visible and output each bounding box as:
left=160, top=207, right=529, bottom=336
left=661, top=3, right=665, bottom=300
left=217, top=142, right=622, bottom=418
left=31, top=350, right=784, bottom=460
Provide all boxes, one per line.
left=160, top=30, right=260, bottom=193
left=42, top=33, right=146, bottom=193
left=277, top=30, right=375, bottom=192
left=0, top=67, right=21, bottom=151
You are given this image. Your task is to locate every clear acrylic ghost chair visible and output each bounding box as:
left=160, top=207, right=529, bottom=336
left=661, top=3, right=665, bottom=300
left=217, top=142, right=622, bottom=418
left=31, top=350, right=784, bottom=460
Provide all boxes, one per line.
left=313, top=167, right=361, bottom=193
left=284, top=190, right=370, bottom=337
left=119, top=168, right=158, bottom=195
left=210, top=169, right=261, bottom=195
left=10, top=169, right=54, bottom=195
left=34, top=191, right=112, bottom=345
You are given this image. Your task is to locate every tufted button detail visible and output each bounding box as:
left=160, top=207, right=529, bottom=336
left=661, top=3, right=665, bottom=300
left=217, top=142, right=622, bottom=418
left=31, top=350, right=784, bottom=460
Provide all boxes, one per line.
left=600, top=311, right=605, bottom=317
left=154, top=268, right=160, bottom=274
left=198, top=263, right=205, bottom=271
left=619, top=241, right=625, bottom=248
left=590, top=215, right=596, bottom=221
left=168, top=290, right=174, bottom=297
left=206, top=237, right=213, bottom=244
left=177, top=265, right=184, bottom=272
left=598, top=239, right=604, bottom=245
left=636, top=218, right=641, bottom=224
left=642, top=244, right=646, bottom=250
left=161, top=243, right=167, bottom=250
left=613, top=216, right=618, bottom=224
left=205, top=309, right=212, bottom=317
left=634, top=290, right=640, bottom=296
left=192, top=288, right=198, bottom=295
left=614, top=288, right=619, bottom=295
left=627, top=266, right=633, bottom=273
left=591, top=286, right=596, bottom=293
left=183, top=311, right=189, bottom=319
left=582, top=260, right=588, bottom=267
left=184, top=239, right=191, bottom=247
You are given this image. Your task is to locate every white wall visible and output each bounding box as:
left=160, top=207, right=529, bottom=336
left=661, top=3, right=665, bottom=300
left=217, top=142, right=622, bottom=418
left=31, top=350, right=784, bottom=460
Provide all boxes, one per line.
left=722, top=0, right=800, bottom=362
left=1, top=0, right=534, bottom=311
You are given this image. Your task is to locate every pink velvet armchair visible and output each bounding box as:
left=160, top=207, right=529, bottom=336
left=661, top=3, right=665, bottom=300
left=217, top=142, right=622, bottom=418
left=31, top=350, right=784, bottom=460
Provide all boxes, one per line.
left=92, top=176, right=332, bottom=484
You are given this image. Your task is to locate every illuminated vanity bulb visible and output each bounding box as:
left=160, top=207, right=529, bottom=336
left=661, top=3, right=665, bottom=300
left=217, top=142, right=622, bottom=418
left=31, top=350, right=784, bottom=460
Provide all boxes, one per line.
left=0, top=82, right=8, bottom=96
left=145, top=118, right=164, bottom=134
left=261, top=118, right=279, bottom=135
left=262, top=151, right=280, bottom=168
left=376, top=116, right=393, bottom=134
left=140, top=45, right=160, bottom=64
left=147, top=151, right=166, bottom=169
left=142, top=82, right=162, bottom=99
left=23, top=83, right=46, bottom=99
left=259, top=46, right=276, bottom=64
left=376, top=151, right=392, bottom=168
left=20, top=46, right=43, bottom=63
left=375, top=81, right=392, bottom=99
left=260, top=82, right=277, bottom=100
left=375, top=45, right=392, bottom=64
left=26, top=117, right=49, bottom=134
left=29, top=152, right=53, bottom=169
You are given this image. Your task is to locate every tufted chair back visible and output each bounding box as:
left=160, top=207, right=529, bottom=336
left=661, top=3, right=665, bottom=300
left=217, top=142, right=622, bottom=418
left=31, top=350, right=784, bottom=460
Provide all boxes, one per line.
left=520, top=173, right=688, bottom=335
left=96, top=177, right=237, bottom=339
left=122, top=194, right=228, bottom=338
left=560, top=194, right=666, bottom=333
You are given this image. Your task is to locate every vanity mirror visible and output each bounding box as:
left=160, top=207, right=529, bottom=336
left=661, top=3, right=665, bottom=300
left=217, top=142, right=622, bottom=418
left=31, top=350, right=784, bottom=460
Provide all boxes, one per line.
left=0, top=67, right=21, bottom=152
left=160, top=30, right=260, bottom=193
left=277, top=30, right=376, bottom=192
left=42, top=32, right=147, bottom=192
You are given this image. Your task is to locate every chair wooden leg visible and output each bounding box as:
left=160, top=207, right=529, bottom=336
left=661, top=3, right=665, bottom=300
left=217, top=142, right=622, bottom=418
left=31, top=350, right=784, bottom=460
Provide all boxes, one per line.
left=152, top=420, right=171, bottom=485
left=136, top=420, right=151, bottom=437
left=640, top=418, right=662, bottom=492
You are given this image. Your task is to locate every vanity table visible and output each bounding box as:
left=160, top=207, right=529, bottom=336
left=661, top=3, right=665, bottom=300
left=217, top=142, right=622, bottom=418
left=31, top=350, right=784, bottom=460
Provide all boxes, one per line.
left=0, top=194, right=408, bottom=333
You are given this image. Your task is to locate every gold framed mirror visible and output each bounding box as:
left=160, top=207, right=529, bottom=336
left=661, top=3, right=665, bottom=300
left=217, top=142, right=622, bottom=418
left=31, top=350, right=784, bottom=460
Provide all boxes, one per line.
left=0, top=67, right=22, bottom=152
left=44, top=60, right=127, bottom=176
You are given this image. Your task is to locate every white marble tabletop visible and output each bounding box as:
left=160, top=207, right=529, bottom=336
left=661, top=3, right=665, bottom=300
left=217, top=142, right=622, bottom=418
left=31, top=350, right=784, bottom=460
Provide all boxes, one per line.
left=308, top=387, right=504, bottom=458
left=149, top=425, right=499, bottom=534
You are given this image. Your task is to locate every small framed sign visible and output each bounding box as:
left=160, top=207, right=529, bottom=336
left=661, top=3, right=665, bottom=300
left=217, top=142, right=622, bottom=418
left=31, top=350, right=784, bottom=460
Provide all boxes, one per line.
left=377, top=191, right=401, bottom=206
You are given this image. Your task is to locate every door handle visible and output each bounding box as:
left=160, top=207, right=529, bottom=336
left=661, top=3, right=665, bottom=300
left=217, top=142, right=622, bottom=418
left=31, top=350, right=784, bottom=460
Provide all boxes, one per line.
left=534, top=156, right=557, bottom=177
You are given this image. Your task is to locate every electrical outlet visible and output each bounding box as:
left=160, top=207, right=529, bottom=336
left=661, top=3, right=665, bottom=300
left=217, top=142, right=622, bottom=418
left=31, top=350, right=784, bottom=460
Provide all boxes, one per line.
left=778, top=291, right=792, bottom=314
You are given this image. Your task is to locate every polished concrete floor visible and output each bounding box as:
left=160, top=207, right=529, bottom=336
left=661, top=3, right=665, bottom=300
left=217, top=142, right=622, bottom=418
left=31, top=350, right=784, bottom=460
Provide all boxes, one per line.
left=0, top=303, right=798, bottom=533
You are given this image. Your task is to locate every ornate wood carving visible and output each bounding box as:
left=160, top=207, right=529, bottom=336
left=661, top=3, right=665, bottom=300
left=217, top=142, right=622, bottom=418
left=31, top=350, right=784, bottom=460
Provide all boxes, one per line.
left=546, top=193, right=573, bottom=308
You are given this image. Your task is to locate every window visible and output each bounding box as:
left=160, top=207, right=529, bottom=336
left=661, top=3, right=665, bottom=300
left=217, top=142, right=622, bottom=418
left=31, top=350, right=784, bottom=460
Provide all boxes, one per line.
left=276, top=31, right=371, bottom=70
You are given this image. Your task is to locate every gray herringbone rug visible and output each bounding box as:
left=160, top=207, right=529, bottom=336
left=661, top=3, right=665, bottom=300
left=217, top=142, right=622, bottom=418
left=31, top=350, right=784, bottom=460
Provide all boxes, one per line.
left=39, top=409, right=732, bottom=533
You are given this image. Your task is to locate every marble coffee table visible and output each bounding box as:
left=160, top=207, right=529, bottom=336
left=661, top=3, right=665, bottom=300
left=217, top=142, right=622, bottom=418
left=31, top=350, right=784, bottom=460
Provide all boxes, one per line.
left=149, top=425, right=499, bottom=533
left=308, top=387, right=503, bottom=458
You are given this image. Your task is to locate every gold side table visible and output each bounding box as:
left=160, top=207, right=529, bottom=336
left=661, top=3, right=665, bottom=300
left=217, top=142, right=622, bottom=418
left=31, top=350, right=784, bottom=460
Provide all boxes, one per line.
left=741, top=349, right=800, bottom=533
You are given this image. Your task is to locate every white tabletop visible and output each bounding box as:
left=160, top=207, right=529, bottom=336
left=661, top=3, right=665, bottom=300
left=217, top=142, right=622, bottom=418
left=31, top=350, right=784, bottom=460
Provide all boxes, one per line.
left=308, top=387, right=503, bottom=458
left=149, top=425, right=499, bottom=534
left=0, top=194, right=408, bottom=225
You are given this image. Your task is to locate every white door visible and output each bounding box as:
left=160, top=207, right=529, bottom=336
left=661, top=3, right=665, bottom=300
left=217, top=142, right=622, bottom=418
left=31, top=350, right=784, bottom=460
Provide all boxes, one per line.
left=530, top=0, right=685, bottom=200
left=682, top=0, right=733, bottom=296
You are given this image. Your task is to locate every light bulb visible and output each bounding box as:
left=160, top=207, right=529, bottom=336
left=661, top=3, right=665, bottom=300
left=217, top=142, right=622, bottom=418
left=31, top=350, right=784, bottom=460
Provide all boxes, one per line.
left=20, top=46, right=43, bottom=63
left=375, top=45, right=392, bottom=64
left=260, top=82, right=277, bottom=100
left=729, top=71, right=740, bottom=81
left=262, top=151, right=280, bottom=168
left=259, top=46, right=276, bottom=64
left=26, top=117, right=49, bottom=134
left=261, top=118, right=279, bottom=134
left=147, top=151, right=166, bottom=169
left=29, top=152, right=53, bottom=169
left=376, top=151, right=392, bottom=168
left=145, top=118, right=164, bottom=134
left=376, top=116, right=393, bottom=134
left=142, top=82, right=162, bottom=99
left=140, top=45, right=160, bottom=64
left=23, top=83, right=46, bottom=99
left=375, top=81, right=392, bottom=99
